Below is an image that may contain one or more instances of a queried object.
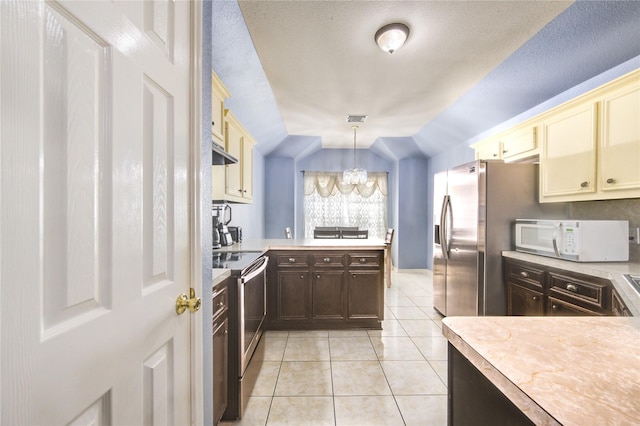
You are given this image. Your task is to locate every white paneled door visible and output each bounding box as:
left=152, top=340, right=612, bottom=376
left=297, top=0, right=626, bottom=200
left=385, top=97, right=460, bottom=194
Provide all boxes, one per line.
left=1, top=1, right=200, bottom=424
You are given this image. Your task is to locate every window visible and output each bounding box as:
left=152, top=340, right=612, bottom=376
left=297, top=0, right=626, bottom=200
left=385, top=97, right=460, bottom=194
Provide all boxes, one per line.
left=303, top=171, right=388, bottom=238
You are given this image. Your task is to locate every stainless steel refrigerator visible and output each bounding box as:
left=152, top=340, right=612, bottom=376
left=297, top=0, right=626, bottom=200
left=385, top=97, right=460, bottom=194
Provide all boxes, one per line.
left=433, top=160, right=565, bottom=316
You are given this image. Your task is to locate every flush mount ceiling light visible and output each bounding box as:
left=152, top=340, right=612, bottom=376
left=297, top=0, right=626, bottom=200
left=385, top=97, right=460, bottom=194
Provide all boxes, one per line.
left=343, top=125, right=368, bottom=185
left=375, top=23, right=410, bottom=54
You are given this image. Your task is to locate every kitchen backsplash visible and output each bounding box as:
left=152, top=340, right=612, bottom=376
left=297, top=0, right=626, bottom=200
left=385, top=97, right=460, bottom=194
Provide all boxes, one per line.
left=568, top=198, right=640, bottom=262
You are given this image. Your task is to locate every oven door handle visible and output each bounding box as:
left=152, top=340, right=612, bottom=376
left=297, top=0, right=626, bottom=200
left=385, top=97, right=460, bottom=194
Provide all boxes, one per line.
left=241, top=256, right=269, bottom=283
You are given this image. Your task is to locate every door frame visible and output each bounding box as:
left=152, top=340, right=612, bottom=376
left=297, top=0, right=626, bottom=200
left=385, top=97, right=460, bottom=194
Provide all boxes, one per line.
left=188, top=1, right=204, bottom=424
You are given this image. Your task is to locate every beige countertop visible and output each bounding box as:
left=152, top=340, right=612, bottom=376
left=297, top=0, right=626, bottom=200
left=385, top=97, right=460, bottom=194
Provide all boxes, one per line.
left=503, top=251, right=640, bottom=316
left=215, top=238, right=386, bottom=253
left=442, top=316, right=640, bottom=426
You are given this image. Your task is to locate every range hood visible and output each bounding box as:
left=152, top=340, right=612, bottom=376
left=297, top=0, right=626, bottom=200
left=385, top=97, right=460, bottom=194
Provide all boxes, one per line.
left=212, top=140, right=238, bottom=165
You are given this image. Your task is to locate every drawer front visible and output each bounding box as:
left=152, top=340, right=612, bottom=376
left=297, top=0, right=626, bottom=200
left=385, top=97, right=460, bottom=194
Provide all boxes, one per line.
left=349, top=253, right=381, bottom=268
left=212, top=283, right=229, bottom=319
left=312, top=252, right=346, bottom=268
left=276, top=253, right=309, bottom=267
left=505, top=260, right=544, bottom=289
left=548, top=272, right=610, bottom=312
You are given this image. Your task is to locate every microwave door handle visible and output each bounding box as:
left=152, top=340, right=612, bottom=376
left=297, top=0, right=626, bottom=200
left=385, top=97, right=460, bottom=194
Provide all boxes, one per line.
left=552, top=224, right=562, bottom=258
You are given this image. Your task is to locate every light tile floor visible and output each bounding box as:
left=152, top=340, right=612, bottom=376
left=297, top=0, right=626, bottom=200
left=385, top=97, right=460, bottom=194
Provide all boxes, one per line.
left=220, top=269, right=446, bottom=426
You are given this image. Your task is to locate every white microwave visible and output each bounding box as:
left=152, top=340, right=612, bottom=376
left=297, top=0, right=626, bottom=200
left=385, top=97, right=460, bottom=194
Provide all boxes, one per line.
left=515, top=219, right=629, bottom=262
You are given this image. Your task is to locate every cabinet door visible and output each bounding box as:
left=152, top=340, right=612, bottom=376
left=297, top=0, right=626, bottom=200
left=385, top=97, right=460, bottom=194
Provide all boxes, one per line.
left=547, top=297, right=602, bottom=316
left=211, top=72, right=230, bottom=143
left=501, top=126, right=537, bottom=160
left=224, top=118, right=243, bottom=198
left=212, top=316, right=228, bottom=424
left=277, top=270, right=311, bottom=321
left=507, top=282, right=543, bottom=316
left=312, top=271, right=346, bottom=320
left=541, top=102, right=598, bottom=199
left=347, top=270, right=382, bottom=319
left=599, top=82, right=640, bottom=195
left=241, top=137, right=253, bottom=200
left=473, top=138, right=502, bottom=160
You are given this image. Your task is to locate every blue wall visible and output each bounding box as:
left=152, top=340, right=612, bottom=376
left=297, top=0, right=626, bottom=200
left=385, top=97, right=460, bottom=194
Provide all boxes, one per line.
left=224, top=150, right=265, bottom=240
left=264, top=157, right=296, bottom=238
left=397, top=157, right=431, bottom=268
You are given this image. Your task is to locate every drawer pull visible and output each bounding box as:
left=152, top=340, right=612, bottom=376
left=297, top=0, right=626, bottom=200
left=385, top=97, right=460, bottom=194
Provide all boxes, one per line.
left=288, top=258, right=296, bottom=263
left=519, top=271, right=529, bottom=278
left=323, top=257, right=331, bottom=263
left=532, top=296, right=538, bottom=301
left=606, top=178, right=615, bottom=184
left=300, top=275, right=305, bottom=279
left=217, top=301, right=224, bottom=307
left=359, top=258, right=367, bottom=263
left=352, top=274, right=357, bottom=278
left=566, top=284, right=578, bottom=292
left=317, top=275, right=321, bottom=279
left=580, top=181, right=589, bottom=188
left=552, top=304, right=559, bottom=311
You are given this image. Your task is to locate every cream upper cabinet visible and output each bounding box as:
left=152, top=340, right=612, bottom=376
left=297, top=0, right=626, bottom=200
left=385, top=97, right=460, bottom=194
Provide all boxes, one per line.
left=540, top=71, right=640, bottom=202
left=472, top=138, right=502, bottom=160
left=501, top=126, right=538, bottom=160
left=212, top=109, right=254, bottom=203
left=211, top=71, right=231, bottom=143
left=540, top=102, right=598, bottom=201
left=598, top=81, right=640, bottom=195
left=472, top=125, right=538, bottom=162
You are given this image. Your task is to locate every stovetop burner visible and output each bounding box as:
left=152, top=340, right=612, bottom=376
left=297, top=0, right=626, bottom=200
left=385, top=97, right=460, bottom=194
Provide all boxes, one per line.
left=212, top=251, right=262, bottom=272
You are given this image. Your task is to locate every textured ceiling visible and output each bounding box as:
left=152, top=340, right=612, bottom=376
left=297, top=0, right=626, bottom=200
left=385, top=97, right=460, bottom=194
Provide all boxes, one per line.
left=211, top=1, right=640, bottom=159
left=238, top=0, right=572, bottom=149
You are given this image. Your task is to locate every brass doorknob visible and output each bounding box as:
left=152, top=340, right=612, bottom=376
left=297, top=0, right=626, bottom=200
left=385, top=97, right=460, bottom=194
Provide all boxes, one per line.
left=176, top=288, right=201, bottom=315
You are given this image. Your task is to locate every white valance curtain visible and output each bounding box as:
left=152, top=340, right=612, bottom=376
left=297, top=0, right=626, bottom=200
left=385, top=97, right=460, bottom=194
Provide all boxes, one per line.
left=303, top=171, right=388, bottom=238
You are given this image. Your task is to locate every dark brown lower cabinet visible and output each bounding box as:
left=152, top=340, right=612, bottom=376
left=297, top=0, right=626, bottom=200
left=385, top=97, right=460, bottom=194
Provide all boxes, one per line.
left=348, top=270, right=382, bottom=319
left=276, top=270, right=311, bottom=321
left=268, top=250, right=383, bottom=329
left=507, top=282, right=544, bottom=316
left=312, top=270, right=346, bottom=320
left=212, top=277, right=229, bottom=425
left=448, top=344, right=534, bottom=426
left=504, top=257, right=628, bottom=316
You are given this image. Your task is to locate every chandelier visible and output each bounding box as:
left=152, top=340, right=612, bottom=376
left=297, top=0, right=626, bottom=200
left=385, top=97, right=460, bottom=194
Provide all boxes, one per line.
left=343, top=125, right=368, bottom=184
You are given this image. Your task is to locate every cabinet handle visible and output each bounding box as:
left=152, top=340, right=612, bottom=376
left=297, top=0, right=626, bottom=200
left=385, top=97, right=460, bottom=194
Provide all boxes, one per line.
left=502, top=149, right=508, bottom=154
left=532, top=296, right=538, bottom=301
left=316, top=275, right=320, bottom=279
left=580, top=181, right=589, bottom=188
left=552, top=304, right=559, bottom=311
left=243, top=189, right=247, bottom=193
left=238, top=189, right=243, bottom=193
left=566, top=284, right=578, bottom=292
left=352, top=274, right=357, bottom=279
left=300, top=274, right=305, bottom=279
left=492, top=153, right=498, bottom=157
left=606, top=178, right=615, bottom=184
left=288, top=258, right=296, bottom=263
left=359, top=258, right=367, bottom=263
left=218, top=301, right=224, bottom=307
left=519, top=271, right=529, bottom=278
left=323, top=257, right=331, bottom=263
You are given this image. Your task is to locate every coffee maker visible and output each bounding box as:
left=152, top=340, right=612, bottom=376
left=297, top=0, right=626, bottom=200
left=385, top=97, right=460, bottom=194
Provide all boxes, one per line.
left=213, top=203, right=233, bottom=246
left=212, top=214, right=221, bottom=249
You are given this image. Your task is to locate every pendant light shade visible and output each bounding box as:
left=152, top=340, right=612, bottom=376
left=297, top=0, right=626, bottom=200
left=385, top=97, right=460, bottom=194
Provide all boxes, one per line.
left=375, top=23, right=410, bottom=54
left=343, top=125, right=367, bottom=184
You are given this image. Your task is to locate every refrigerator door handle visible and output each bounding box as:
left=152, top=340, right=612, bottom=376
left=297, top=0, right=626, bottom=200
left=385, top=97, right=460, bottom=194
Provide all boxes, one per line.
left=440, top=195, right=451, bottom=260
